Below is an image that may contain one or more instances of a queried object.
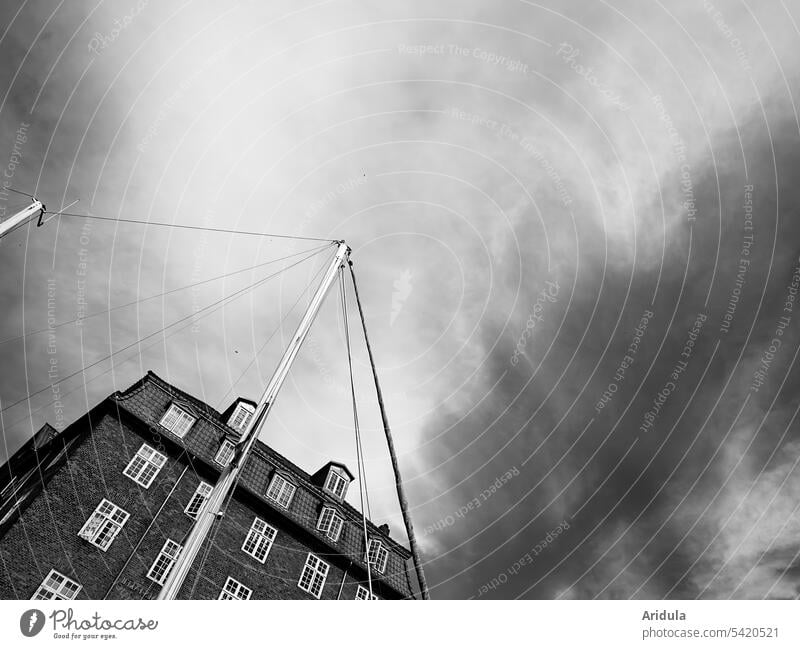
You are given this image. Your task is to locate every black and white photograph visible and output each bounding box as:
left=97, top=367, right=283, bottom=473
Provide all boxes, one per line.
left=0, top=0, right=799, bottom=645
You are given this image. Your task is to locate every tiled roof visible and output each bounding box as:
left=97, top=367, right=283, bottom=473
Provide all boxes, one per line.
left=112, top=371, right=415, bottom=598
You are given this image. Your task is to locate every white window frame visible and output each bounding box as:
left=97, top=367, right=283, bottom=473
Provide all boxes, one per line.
left=367, top=539, right=388, bottom=574
left=227, top=402, right=255, bottom=432
left=355, top=585, right=378, bottom=600
left=316, top=506, right=344, bottom=542
left=324, top=467, right=349, bottom=499
left=265, top=473, right=296, bottom=509
left=123, top=443, right=167, bottom=488
left=78, top=499, right=129, bottom=551
left=32, top=569, right=81, bottom=600
left=185, top=481, right=213, bottom=519
left=298, top=553, right=330, bottom=599
left=158, top=403, right=195, bottom=438
left=218, top=576, right=252, bottom=600
left=146, top=539, right=182, bottom=585
left=241, top=517, right=277, bottom=563
left=214, top=439, right=236, bottom=467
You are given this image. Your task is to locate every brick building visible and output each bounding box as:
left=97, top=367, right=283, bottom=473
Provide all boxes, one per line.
left=0, top=371, right=416, bottom=600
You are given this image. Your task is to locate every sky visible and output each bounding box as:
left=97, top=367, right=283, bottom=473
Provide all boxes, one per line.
left=1, top=0, right=800, bottom=600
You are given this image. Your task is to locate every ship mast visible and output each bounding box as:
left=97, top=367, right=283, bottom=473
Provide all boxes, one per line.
left=0, top=200, right=45, bottom=239
left=158, top=241, right=350, bottom=599
left=1, top=205, right=427, bottom=598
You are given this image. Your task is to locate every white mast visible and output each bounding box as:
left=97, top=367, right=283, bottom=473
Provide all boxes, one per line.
left=0, top=201, right=44, bottom=239
left=158, top=241, right=350, bottom=600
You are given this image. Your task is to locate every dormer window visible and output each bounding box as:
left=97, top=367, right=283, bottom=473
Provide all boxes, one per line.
left=159, top=403, right=195, bottom=438
left=324, top=466, right=350, bottom=500
left=227, top=402, right=255, bottom=432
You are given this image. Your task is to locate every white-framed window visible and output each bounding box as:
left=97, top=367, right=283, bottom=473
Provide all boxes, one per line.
left=367, top=539, right=388, bottom=574
left=324, top=467, right=349, bottom=499
left=298, top=553, right=329, bottom=599
left=123, top=443, right=167, bottom=488
left=241, top=517, right=277, bottom=563
left=159, top=403, right=195, bottom=438
left=227, top=402, right=255, bottom=432
left=355, top=585, right=378, bottom=600
left=265, top=473, right=296, bottom=509
left=146, top=539, right=182, bottom=585
left=218, top=576, right=252, bottom=600
left=32, top=569, right=81, bottom=600
left=316, top=506, right=344, bottom=542
left=78, top=499, right=129, bottom=551
left=214, top=439, right=236, bottom=467
left=185, top=481, right=213, bottom=519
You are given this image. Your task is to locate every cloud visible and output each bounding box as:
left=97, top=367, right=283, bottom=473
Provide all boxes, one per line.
left=1, top=0, right=800, bottom=601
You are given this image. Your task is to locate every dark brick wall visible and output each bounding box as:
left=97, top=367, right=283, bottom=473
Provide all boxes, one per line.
left=0, top=405, right=405, bottom=600
left=0, top=410, right=190, bottom=600
left=114, top=372, right=414, bottom=596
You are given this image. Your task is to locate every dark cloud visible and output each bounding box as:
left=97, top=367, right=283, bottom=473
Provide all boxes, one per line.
left=419, top=99, right=800, bottom=598
left=1, top=0, right=800, bottom=601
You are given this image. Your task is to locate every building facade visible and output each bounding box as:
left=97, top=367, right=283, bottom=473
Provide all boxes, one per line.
left=0, top=371, right=415, bottom=600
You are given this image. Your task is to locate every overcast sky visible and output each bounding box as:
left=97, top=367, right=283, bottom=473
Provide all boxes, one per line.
left=1, top=0, right=800, bottom=600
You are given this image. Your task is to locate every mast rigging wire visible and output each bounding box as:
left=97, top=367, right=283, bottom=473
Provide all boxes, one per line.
left=3, top=186, right=334, bottom=242
left=0, top=247, right=334, bottom=439
left=186, top=249, right=344, bottom=598
left=5, top=187, right=35, bottom=199
left=0, top=246, right=329, bottom=415
left=339, top=267, right=373, bottom=597
left=347, top=260, right=430, bottom=600
left=0, top=243, right=331, bottom=346
left=54, top=211, right=336, bottom=243
left=215, top=247, right=337, bottom=409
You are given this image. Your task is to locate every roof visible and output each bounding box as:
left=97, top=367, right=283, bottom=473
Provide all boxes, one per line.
left=112, top=371, right=416, bottom=598
left=312, top=461, right=356, bottom=482
left=219, top=397, right=258, bottom=428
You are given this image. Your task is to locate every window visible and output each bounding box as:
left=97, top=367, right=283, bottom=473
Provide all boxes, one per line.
left=32, top=569, right=81, bottom=600
left=214, top=439, right=236, bottom=467
left=218, top=576, right=251, bottom=600
left=147, top=539, right=182, bottom=585
left=123, top=443, right=167, bottom=488
left=355, top=585, right=378, bottom=600
left=316, top=506, right=344, bottom=542
left=159, top=403, right=195, bottom=438
left=367, top=539, right=388, bottom=574
left=242, top=517, right=277, bottom=563
left=265, top=473, right=296, bottom=509
left=185, top=481, right=213, bottom=519
left=324, top=467, right=349, bottom=499
left=298, top=553, right=329, bottom=599
left=78, top=499, right=129, bottom=551
left=227, top=402, right=255, bottom=432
